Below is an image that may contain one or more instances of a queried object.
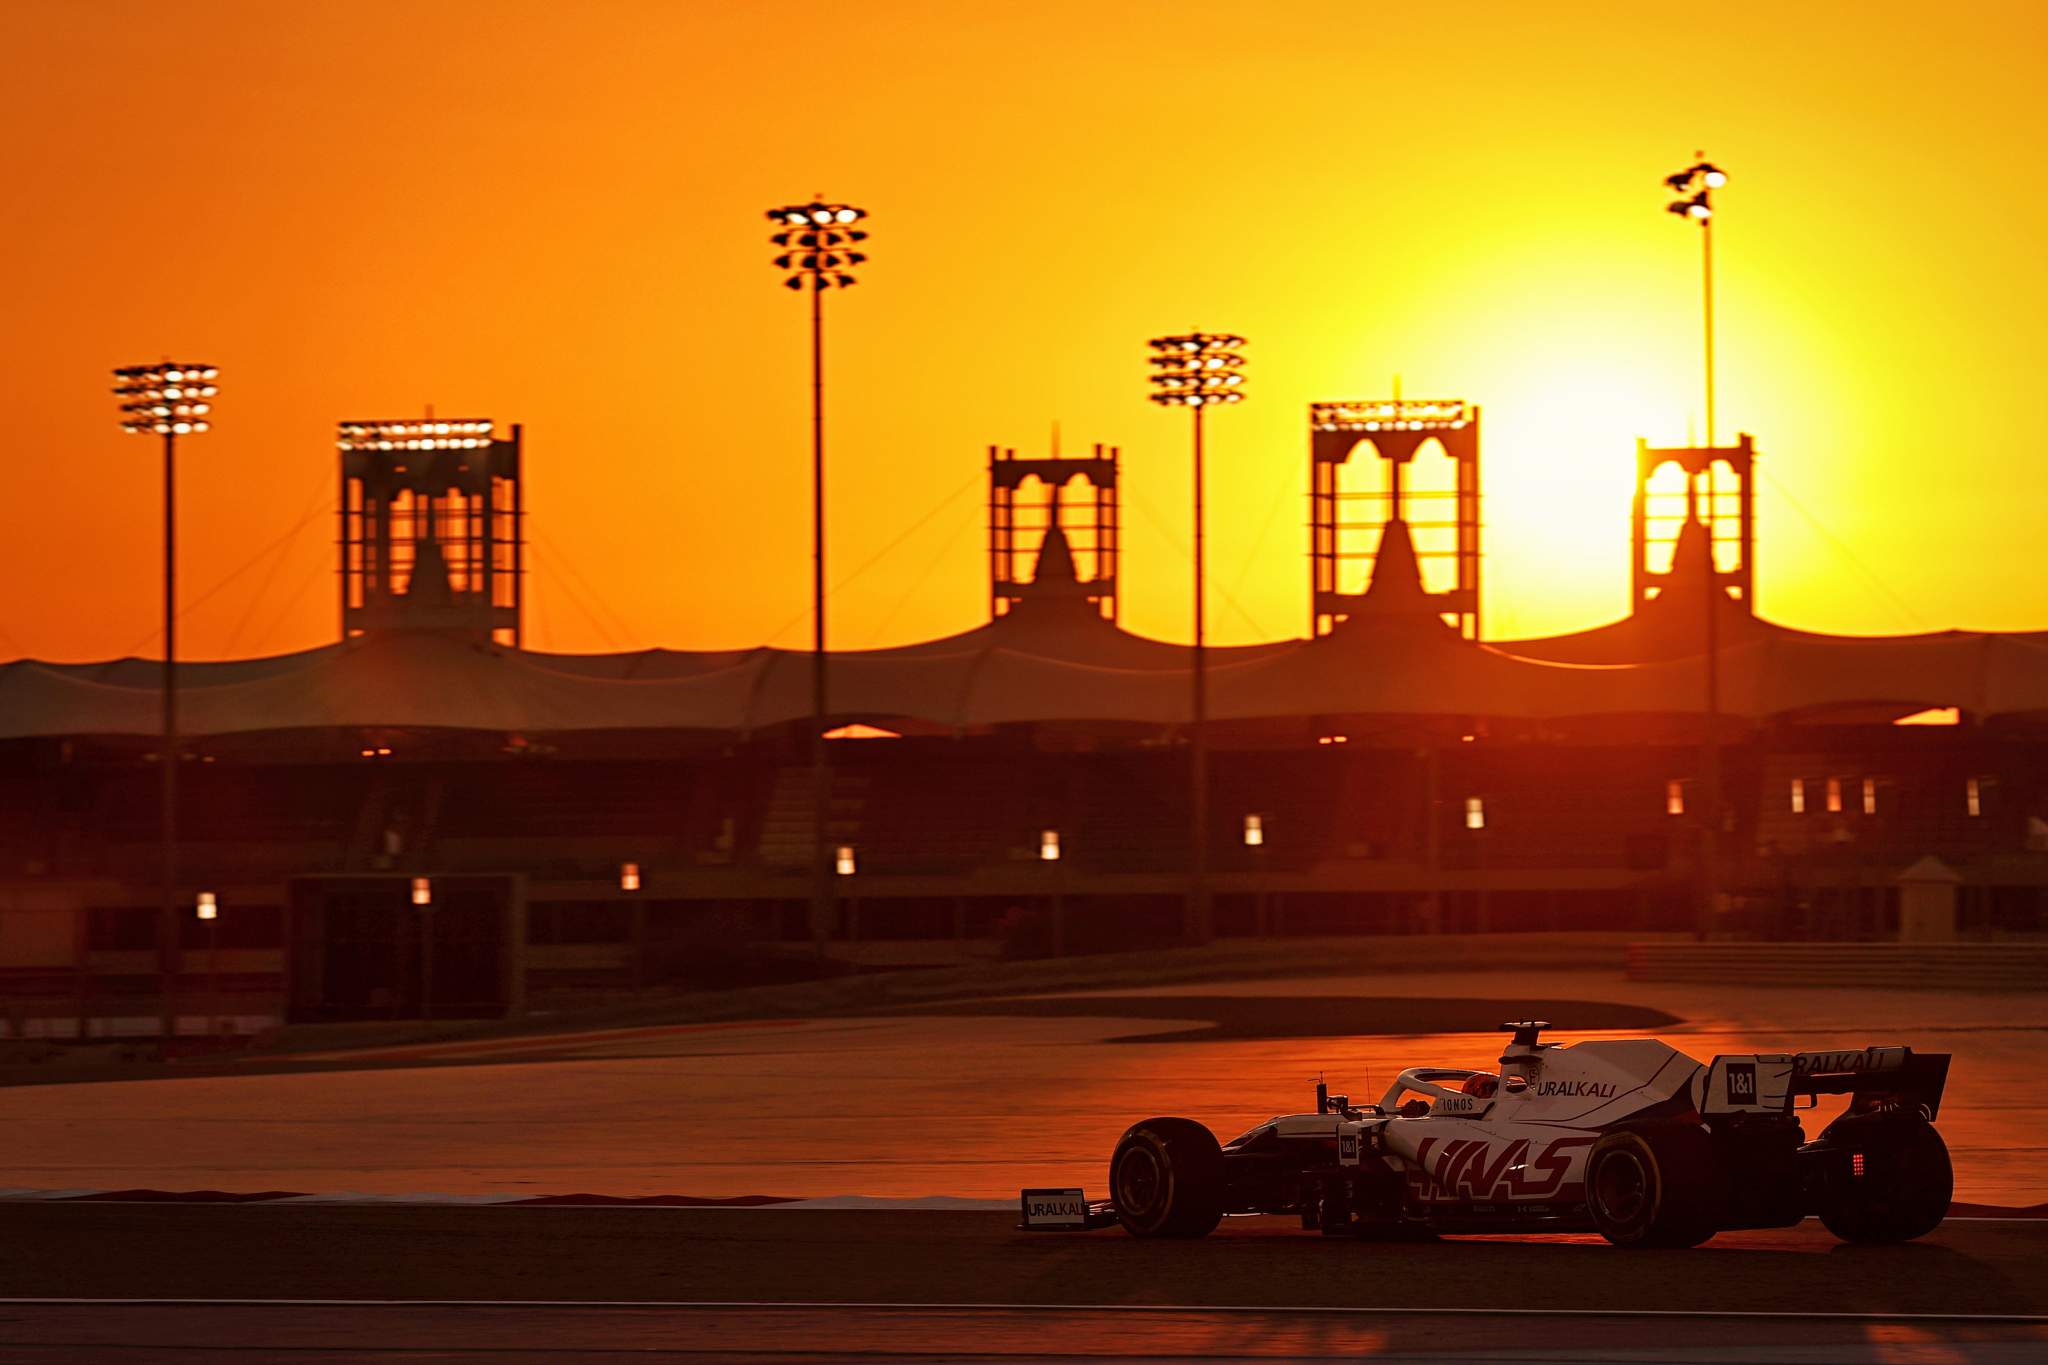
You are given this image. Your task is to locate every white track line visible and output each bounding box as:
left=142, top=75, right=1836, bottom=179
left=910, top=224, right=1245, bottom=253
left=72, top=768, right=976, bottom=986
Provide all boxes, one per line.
left=0, top=1192, right=1015, bottom=1210
left=1, top=1197, right=2035, bottom=1221
left=1, top=1299, right=2043, bottom=1323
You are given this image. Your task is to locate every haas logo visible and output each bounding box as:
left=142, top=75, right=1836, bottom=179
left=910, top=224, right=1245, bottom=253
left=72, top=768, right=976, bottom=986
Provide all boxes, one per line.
left=1411, top=1135, right=1596, bottom=1203
left=1726, top=1063, right=1758, bottom=1104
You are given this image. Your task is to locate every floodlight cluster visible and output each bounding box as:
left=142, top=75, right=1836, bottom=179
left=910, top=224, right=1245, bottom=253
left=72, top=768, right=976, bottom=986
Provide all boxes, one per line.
left=1146, top=332, right=1247, bottom=408
left=1311, top=400, right=1470, bottom=432
left=337, top=420, right=495, bottom=452
left=766, top=200, right=869, bottom=291
left=113, top=363, right=219, bottom=435
left=1664, top=157, right=1727, bottom=223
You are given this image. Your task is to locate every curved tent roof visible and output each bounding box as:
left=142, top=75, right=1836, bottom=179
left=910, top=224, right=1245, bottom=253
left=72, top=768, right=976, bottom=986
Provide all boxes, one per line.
left=10, top=622, right=2048, bottom=739
left=1483, top=522, right=2048, bottom=718
left=7, top=518, right=2048, bottom=738
left=1500, top=521, right=2048, bottom=667
left=25, top=645, right=348, bottom=688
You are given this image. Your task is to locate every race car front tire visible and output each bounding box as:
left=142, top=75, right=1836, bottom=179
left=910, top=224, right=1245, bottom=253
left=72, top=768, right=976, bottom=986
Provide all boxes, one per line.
left=1584, top=1126, right=1719, bottom=1249
left=1812, top=1116, right=1951, bottom=1245
left=1110, top=1117, right=1224, bottom=1238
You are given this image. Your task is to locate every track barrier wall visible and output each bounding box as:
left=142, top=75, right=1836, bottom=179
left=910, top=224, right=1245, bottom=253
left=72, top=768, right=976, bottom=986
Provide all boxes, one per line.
left=1626, top=941, right=2048, bottom=990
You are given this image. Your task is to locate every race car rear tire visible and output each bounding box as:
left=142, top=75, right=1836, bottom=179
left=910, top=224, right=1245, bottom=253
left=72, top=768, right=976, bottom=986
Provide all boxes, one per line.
left=1813, top=1117, right=1951, bottom=1245
left=1584, top=1126, right=1719, bottom=1249
left=1110, top=1117, right=1223, bottom=1238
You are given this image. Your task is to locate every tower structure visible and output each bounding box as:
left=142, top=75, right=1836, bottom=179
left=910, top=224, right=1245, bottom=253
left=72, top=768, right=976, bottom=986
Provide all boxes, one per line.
left=339, top=419, right=523, bottom=645
left=989, top=444, right=1120, bottom=621
left=1633, top=435, right=1755, bottom=611
left=1310, top=400, right=1481, bottom=638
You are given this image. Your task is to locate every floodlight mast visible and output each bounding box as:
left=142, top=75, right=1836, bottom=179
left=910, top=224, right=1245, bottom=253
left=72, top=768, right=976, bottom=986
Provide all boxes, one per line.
left=1664, top=155, right=1730, bottom=938
left=113, top=361, right=220, bottom=1041
left=1147, top=332, right=1246, bottom=945
left=766, top=198, right=869, bottom=955
left=1664, top=156, right=1726, bottom=445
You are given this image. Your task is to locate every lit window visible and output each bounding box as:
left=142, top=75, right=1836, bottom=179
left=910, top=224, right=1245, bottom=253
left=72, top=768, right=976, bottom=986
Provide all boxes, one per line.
left=411, top=876, right=432, bottom=907
left=620, top=862, right=641, bottom=892
left=1243, top=813, right=1264, bottom=847
left=1862, top=779, right=1877, bottom=816
left=1666, top=780, right=1685, bottom=816
left=1826, top=778, right=1843, bottom=814
left=1790, top=778, right=1806, bottom=814
left=835, top=845, right=857, bottom=876
left=1040, top=829, right=1062, bottom=861
left=1464, top=797, right=1486, bottom=831
left=1966, top=778, right=1982, bottom=818
left=195, top=891, right=218, bottom=921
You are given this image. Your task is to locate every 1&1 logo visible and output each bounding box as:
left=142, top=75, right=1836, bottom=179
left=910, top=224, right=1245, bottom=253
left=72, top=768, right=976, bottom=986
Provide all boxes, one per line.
left=1726, top=1063, right=1757, bottom=1104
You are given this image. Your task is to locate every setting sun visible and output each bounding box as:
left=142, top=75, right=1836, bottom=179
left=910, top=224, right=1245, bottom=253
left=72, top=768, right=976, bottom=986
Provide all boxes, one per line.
left=3, top=3, right=2045, bottom=659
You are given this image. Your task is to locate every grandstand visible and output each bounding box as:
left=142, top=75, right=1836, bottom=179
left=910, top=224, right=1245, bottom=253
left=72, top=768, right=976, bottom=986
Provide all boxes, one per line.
left=3, top=412, right=2046, bottom=1034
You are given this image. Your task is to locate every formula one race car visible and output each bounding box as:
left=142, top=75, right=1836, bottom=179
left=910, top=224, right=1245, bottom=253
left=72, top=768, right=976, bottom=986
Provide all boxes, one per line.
left=1023, top=1023, right=1952, bottom=1248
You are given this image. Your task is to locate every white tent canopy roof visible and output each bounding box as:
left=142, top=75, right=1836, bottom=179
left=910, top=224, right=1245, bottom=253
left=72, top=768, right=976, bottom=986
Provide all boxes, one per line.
left=7, top=604, right=2048, bottom=739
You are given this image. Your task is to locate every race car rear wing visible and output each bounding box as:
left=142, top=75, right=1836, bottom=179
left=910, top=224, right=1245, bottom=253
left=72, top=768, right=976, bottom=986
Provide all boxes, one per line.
left=1701, top=1046, right=1952, bottom=1120
left=1794, top=1046, right=1951, bottom=1120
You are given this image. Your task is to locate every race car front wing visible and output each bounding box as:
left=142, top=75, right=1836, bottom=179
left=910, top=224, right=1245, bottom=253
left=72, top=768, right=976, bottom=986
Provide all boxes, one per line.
left=1018, top=1187, right=1118, bottom=1231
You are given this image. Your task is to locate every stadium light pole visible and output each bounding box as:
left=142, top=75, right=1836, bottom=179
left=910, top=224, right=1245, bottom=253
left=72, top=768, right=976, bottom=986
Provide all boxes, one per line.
left=114, top=362, right=219, bottom=1042
left=1147, top=332, right=1246, bottom=945
left=1665, top=156, right=1728, bottom=938
left=766, top=198, right=870, bottom=958
left=1663, top=155, right=1726, bottom=446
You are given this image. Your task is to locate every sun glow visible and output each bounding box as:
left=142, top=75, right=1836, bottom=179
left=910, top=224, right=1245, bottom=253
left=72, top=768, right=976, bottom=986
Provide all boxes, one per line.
left=1470, top=352, right=1687, bottom=636
left=4, top=4, right=2046, bottom=661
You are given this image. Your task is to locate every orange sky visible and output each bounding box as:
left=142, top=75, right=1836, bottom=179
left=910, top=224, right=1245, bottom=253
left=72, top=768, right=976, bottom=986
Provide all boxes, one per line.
left=4, top=1, right=2045, bottom=662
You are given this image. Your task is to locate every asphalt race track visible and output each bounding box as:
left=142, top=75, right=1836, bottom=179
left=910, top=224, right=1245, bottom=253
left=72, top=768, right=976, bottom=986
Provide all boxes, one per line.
left=6, top=975, right=2045, bottom=1359
left=6, top=973, right=2043, bottom=1206
left=2, top=1205, right=2045, bottom=1362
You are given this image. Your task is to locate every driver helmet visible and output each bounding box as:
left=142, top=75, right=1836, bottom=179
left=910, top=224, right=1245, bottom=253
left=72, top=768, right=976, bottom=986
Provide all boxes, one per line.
left=1461, top=1072, right=1500, bottom=1099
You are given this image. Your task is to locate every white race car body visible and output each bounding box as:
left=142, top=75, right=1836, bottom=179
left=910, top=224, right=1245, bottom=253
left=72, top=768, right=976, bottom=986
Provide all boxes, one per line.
left=1037, top=1022, right=1954, bottom=1246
